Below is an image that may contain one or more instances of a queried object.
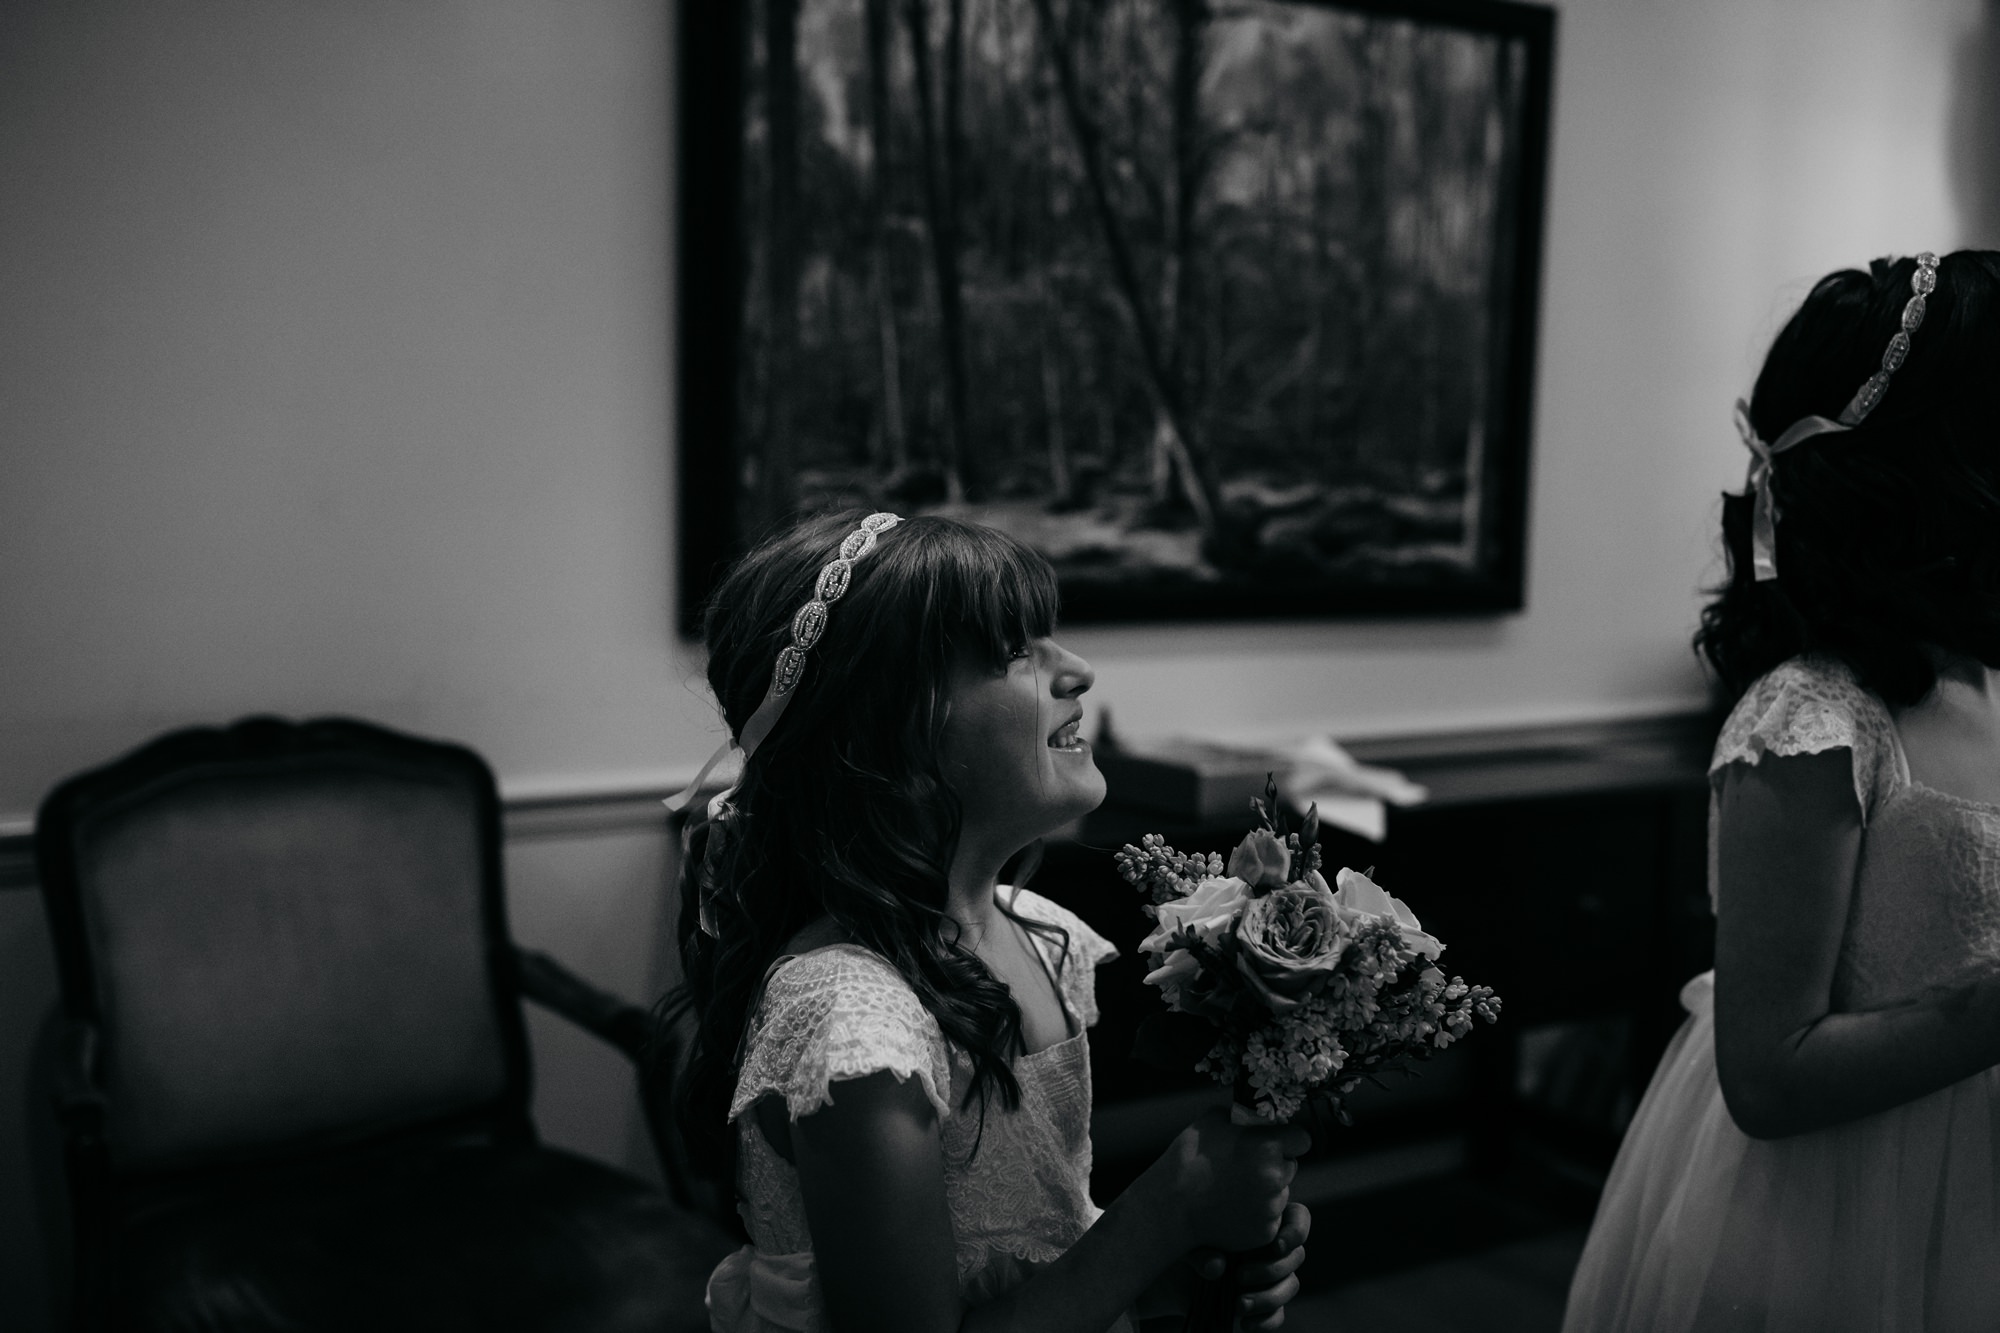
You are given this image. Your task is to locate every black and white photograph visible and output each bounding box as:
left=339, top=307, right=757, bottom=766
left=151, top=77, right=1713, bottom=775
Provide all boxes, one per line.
left=4, top=2, right=1999, bottom=1331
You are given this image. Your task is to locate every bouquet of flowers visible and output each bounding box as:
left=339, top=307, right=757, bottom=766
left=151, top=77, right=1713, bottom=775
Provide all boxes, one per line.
left=1116, top=786, right=1499, bottom=1330
left=1116, top=784, right=1501, bottom=1127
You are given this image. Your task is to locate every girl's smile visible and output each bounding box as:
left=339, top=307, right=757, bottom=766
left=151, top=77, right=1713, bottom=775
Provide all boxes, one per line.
left=941, top=636, right=1107, bottom=857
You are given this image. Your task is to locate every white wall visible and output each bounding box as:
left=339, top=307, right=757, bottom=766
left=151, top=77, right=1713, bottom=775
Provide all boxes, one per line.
left=2, top=0, right=1993, bottom=827
left=0, top=0, right=692, bottom=819
left=0, top=4, right=689, bottom=1326
left=0, top=0, right=1994, bottom=1327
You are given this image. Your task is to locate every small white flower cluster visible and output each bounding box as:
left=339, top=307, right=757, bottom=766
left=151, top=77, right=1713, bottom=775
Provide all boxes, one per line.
left=1199, top=994, right=1351, bottom=1123
left=1317, top=916, right=1410, bottom=1031
left=1114, top=834, right=1226, bottom=913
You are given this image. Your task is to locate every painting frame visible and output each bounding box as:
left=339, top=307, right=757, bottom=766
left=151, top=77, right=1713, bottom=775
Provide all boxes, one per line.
left=678, top=0, right=1557, bottom=634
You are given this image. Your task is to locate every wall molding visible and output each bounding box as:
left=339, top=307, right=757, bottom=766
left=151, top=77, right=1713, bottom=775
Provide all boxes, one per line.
left=502, top=782, right=687, bottom=842
left=0, top=707, right=1716, bottom=893
left=0, top=831, right=33, bottom=894
left=0, top=777, right=693, bottom=893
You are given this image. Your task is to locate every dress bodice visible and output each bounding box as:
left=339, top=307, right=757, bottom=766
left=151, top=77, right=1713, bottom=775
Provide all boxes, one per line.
left=733, top=1011, right=1100, bottom=1286
left=1840, top=779, right=2000, bottom=1009
left=1709, top=654, right=2000, bottom=1010
left=711, top=887, right=1119, bottom=1331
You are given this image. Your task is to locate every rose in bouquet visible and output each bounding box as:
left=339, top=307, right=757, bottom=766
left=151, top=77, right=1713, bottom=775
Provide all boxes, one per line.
left=1116, top=786, right=1500, bottom=1127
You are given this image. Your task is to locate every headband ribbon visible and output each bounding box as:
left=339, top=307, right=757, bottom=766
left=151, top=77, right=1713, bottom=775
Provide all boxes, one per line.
left=1736, top=404, right=1848, bottom=581
left=665, top=512, right=903, bottom=935
left=1737, top=251, right=1937, bottom=581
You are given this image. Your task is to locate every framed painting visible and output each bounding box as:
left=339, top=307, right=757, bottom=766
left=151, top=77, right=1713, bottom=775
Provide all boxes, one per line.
left=679, top=0, right=1555, bottom=631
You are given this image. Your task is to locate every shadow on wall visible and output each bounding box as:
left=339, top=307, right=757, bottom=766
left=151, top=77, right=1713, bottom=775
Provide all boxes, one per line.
left=1950, top=1, right=2000, bottom=247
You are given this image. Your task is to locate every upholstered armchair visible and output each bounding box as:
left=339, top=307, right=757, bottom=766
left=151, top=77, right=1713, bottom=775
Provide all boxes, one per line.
left=33, top=717, right=736, bottom=1332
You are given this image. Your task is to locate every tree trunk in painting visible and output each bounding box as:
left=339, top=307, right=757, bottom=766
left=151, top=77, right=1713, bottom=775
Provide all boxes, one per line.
left=1019, top=3, right=1072, bottom=511
left=1028, top=0, right=1219, bottom=535
left=1159, top=0, right=1206, bottom=508
left=1339, top=23, right=1391, bottom=474
left=1040, top=304, right=1071, bottom=506
left=864, top=0, right=908, bottom=475
left=942, top=0, right=979, bottom=499
left=1469, top=39, right=1526, bottom=567
left=904, top=0, right=969, bottom=505
left=761, top=0, right=803, bottom=522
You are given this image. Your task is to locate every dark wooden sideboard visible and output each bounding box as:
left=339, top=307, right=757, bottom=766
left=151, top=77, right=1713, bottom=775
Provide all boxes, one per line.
left=1032, top=712, right=1721, bottom=1202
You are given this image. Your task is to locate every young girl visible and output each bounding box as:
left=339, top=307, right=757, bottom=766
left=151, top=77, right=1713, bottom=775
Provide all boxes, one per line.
left=668, top=513, right=1314, bottom=1333
left=1564, top=250, right=2000, bottom=1331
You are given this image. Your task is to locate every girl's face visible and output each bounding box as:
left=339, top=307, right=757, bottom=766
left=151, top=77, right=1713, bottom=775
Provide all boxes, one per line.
left=940, top=636, right=1106, bottom=854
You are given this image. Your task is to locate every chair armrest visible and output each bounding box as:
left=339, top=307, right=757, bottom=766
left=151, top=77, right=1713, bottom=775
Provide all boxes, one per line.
left=51, top=1017, right=108, bottom=1126
left=49, top=1018, right=112, bottom=1333
left=511, top=947, right=731, bottom=1223
left=511, top=946, right=655, bottom=1064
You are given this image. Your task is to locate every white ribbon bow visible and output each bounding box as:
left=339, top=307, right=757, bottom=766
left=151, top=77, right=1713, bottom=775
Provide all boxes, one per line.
left=1734, top=398, right=1849, bottom=582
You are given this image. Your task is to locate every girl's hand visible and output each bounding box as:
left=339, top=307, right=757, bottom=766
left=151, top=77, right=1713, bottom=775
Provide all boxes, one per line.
left=1195, top=1201, right=1311, bottom=1331
left=1148, top=1107, right=1312, bottom=1253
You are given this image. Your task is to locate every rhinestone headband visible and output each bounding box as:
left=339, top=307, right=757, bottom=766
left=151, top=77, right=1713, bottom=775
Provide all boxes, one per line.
left=748, top=510, right=901, bottom=754
left=664, top=511, right=902, bottom=811
left=1736, top=251, right=1939, bottom=581
left=666, top=512, right=904, bottom=937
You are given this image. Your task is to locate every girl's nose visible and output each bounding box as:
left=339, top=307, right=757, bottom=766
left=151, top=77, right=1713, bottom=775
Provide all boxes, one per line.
left=1050, top=642, right=1095, bottom=697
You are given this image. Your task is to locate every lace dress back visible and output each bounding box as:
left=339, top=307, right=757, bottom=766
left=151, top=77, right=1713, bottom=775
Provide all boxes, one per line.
left=706, top=887, right=1120, bottom=1333
left=1704, top=653, right=2000, bottom=1006
left=1565, top=654, right=2000, bottom=1332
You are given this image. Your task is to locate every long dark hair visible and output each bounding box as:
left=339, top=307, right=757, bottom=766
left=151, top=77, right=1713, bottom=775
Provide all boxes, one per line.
left=664, top=513, right=1072, bottom=1184
left=1696, top=250, right=2000, bottom=707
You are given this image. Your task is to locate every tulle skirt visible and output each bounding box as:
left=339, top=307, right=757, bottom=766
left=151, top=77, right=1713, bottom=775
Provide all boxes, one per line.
left=1563, top=972, right=2000, bottom=1333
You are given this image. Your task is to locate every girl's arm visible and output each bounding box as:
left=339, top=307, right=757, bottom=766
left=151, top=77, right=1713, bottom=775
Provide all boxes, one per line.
left=792, top=1071, right=1307, bottom=1333
left=1712, top=749, right=2000, bottom=1138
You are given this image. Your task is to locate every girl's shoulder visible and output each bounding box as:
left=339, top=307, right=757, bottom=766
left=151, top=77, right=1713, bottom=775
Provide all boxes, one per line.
left=759, top=940, right=920, bottom=1012
left=1003, top=886, right=1119, bottom=965
left=1711, top=653, right=1902, bottom=821
left=732, top=944, right=953, bottom=1125
left=1003, top=886, right=1120, bottom=1027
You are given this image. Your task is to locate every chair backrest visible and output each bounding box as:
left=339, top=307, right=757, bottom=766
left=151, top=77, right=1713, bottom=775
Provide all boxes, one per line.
left=35, top=718, right=531, bottom=1176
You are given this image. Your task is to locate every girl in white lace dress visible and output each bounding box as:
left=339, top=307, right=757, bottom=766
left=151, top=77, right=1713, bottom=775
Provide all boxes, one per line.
left=666, top=514, right=1314, bottom=1333
left=1564, top=250, right=2000, bottom=1331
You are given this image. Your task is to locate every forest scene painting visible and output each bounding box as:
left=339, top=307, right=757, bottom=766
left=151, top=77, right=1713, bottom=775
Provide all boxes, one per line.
left=680, top=0, right=1553, bottom=624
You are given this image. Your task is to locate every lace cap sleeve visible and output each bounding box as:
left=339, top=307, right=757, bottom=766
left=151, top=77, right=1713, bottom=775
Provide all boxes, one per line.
left=729, top=946, right=954, bottom=1125
left=1709, top=654, right=1901, bottom=823
left=1005, top=886, right=1121, bottom=1029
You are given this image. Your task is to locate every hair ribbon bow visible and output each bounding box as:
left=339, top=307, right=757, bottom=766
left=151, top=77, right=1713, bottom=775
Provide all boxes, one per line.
left=1734, top=400, right=1849, bottom=582
left=1734, top=251, right=1940, bottom=582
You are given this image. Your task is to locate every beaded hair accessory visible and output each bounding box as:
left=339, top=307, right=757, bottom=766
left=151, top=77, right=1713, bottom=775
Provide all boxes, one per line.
left=1737, top=251, right=1938, bottom=581
left=664, top=512, right=903, bottom=935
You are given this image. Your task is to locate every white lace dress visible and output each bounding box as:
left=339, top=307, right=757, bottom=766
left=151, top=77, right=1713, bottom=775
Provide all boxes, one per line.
left=705, top=886, right=1124, bottom=1333
left=1564, top=654, right=2000, bottom=1332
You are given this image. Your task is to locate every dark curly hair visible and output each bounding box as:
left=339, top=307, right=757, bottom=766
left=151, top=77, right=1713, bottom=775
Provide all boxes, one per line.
left=1696, top=250, right=2000, bottom=707
left=662, top=512, right=1073, bottom=1189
